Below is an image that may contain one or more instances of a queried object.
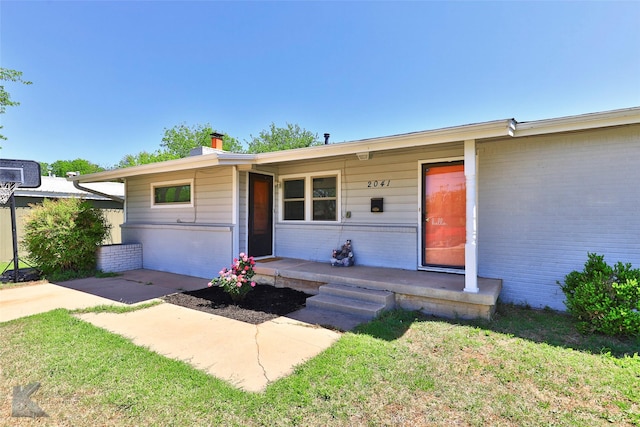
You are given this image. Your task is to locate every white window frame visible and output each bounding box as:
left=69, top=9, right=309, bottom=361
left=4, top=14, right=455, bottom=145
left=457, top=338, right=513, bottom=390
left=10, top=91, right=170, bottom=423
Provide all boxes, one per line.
left=150, top=178, right=194, bottom=209
left=280, top=171, right=341, bottom=222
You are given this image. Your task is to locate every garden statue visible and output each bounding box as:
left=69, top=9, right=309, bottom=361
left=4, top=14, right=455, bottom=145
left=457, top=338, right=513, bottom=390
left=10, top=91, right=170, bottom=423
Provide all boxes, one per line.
left=331, top=239, right=354, bottom=267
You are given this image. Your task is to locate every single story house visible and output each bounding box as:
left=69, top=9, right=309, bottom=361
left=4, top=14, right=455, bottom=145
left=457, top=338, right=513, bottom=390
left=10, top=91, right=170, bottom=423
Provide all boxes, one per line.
left=0, top=176, right=124, bottom=262
left=69, top=107, right=640, bottom=312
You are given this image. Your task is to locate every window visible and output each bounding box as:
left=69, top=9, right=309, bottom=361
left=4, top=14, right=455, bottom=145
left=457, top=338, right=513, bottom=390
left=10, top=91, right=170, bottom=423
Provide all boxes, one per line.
left=151, top=180, right=193, bottom=207
left=312, top=176, right=336, bottom=221
left=283, top=179, right=305, bottom=220
left=281, top=172, right=339, bottom=221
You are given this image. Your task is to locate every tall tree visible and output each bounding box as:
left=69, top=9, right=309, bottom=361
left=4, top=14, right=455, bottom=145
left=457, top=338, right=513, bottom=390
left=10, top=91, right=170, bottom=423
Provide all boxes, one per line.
left=0, top=67, right=32, bottom=144
left=46, top=159, right=105, bottom=177
left=117, top=123, right=243, bottom=168
left=246, top=123, right=320, bottom=153
left=161, top=123, right=243, bottom=158
left=39, top=162, right=50, bottom=176
left=116, top=150, right=175, bottom=168
left=220, top=134, right=244, bottom=153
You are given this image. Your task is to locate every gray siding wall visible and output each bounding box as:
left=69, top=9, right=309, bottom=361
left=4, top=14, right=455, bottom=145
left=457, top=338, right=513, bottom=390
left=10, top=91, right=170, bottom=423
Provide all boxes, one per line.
left=125, top=168, right=234, bottom=224
left=478, top=124, right=640, bottom=310
left=122, top=167, right=236, bottom=278
left=274, top=144, right=463, bottom=268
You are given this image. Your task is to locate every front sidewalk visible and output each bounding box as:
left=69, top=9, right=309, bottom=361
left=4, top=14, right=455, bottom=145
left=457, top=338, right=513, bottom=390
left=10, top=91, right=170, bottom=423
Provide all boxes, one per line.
left=0, top=282, right=126, bottom=322
left=78, top=303, right=340, bottom=392
left=0, top=272, right=341, bottom=392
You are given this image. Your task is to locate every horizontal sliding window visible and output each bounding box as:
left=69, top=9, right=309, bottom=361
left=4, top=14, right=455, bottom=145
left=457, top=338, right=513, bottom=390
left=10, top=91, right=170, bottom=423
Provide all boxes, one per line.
left=151, top=179, right=193, bottom=208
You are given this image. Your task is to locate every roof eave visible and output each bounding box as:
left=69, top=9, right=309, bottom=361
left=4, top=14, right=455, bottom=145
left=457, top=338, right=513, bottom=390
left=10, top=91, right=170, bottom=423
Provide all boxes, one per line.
left=514, top=106, right=640, bottom=137
left=69, top=107, right=640, bottom=183
left=69, top=152, right=256, bottom=183
left=253, top=119, right=516, bottom=164
left=13, top=191, right=110, bottom=200
left=70, top=119, right=515, bottom=181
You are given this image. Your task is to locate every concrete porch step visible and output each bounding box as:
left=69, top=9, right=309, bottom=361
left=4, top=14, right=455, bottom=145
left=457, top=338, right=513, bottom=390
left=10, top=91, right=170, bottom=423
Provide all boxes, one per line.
left=305, top=283, right=395, bottom=321
left=256, top=258, right=502, bottom=320
left=287, top=307, right=370, bottom=331
left=319, top=283, right=395, bottom=306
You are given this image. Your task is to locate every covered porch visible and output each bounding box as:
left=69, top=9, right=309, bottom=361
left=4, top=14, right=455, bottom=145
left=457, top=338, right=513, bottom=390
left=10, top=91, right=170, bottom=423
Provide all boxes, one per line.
left=254, top=257, right=502, bottom=325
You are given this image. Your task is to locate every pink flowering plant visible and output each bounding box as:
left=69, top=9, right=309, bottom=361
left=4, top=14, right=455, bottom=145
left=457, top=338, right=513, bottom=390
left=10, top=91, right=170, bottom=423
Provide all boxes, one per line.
left=208, top=253, right=257, bottom=303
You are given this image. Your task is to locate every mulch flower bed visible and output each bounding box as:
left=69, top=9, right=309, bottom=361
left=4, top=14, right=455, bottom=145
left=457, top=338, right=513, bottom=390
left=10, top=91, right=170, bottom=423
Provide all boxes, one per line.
left=162, top=284, right=310, bottom=325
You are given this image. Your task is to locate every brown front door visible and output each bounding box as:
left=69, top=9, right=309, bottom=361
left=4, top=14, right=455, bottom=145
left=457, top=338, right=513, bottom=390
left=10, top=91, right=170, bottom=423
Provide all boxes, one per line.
left=422, top=162, right=466, bottom=268
left=248, top=173, right=273, bottom=257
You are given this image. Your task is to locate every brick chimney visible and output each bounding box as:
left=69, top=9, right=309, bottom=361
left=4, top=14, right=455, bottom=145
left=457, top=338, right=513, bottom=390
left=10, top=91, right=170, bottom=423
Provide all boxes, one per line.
left=210, top=132, right=224, bottom=150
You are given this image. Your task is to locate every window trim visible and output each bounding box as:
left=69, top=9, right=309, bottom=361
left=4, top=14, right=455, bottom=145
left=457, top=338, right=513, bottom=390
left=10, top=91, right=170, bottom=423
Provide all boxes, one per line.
left=150, top=179, right=194, bottom=209
left=280, top=171, right=341, bottom=222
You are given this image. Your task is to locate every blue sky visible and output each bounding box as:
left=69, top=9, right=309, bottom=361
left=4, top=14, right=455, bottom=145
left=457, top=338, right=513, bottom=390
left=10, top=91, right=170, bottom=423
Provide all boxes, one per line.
left=1, top=1, right=639, bottom=168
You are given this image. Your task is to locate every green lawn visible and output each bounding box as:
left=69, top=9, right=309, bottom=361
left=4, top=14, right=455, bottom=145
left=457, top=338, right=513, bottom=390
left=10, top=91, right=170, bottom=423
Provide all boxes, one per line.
left=0, top=305, right=638, bottom=426
left=0, top=260, right=30, bottom=272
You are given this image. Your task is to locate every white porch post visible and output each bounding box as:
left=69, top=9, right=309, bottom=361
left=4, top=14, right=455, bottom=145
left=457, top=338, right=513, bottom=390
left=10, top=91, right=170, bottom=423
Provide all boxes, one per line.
left=231, top=166, right=239, bottom=261
left=464, top=139, right=479, bottom=293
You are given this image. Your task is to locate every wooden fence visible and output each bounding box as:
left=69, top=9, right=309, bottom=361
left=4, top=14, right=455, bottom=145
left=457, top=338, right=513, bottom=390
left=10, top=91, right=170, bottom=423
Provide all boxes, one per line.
left=0, top=206, right=123, bottom=263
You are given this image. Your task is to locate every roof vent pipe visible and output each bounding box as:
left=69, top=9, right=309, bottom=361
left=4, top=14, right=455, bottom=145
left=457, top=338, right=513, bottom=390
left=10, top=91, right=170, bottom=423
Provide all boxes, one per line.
left=324, top=133, right=330, bottom=144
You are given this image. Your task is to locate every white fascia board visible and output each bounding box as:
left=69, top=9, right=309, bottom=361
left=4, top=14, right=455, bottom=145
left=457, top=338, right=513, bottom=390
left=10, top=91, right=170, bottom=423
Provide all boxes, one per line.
left=14, top=190, right=106, bottom=200
left=69, top=119, right=515, bottom=182
left=216, top=153, right=259, bottom=165
left=253, top=119, right=515, bottom=164
left=514, top=106, right=640, bottom=137
left=69, top=153, right=255, bottom=183
left=66, top=108, right=640, bottom=184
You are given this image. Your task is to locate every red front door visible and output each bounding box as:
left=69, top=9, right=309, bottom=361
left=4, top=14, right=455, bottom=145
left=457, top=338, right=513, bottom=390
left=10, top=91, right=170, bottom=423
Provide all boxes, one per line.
left=422, top=162, right=466, bottom=268
left=248, top=173, right=273, bottom=257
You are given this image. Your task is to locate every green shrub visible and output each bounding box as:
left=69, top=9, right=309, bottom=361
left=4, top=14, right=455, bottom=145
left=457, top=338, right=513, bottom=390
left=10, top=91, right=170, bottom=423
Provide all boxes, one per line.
left=559, top=253, right=640, bottom=337
left=22, top=198, right=111, bottom=277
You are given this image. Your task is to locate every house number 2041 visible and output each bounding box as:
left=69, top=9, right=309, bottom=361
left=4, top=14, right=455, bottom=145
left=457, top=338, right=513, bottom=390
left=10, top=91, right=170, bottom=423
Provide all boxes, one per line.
left=367, top=180, right=391, bottom=188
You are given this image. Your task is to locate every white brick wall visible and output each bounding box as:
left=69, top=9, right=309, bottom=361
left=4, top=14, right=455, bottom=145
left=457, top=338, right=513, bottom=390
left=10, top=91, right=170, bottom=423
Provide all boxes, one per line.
left=478, top=124, right=640, bottom=310
left=121, top=223, right=233, bottom=279
left=275, top=223, right=417, bottom=269
left=96, top=243, right=143, bottom=273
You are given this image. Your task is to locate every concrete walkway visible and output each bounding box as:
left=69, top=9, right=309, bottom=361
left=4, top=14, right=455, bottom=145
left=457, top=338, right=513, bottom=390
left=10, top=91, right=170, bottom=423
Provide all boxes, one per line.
left=0, top=282, right=128, bottom=322
left=0, top=270, right=341, bottom=392
left=78, top=304, right=340, bottom=392
left=54, top=269, right=208, bottom=304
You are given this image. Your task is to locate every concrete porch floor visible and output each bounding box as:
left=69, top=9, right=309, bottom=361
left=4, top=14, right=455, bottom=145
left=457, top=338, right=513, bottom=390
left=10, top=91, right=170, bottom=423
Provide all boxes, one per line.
left=254, top=258, right=502, bottom=321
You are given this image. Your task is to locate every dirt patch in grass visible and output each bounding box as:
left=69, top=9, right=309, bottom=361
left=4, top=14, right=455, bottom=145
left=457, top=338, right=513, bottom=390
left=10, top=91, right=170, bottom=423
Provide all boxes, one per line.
left=162, top=284, right=310, bottom=324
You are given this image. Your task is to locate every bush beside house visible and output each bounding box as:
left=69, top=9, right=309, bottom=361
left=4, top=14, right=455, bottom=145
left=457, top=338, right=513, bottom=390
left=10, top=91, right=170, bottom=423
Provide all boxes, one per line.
left=560, top=253, right=640, bottom=337
left=22, top=198, right=111, bottom=278
left=0, top=176, right=124, bottom=263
